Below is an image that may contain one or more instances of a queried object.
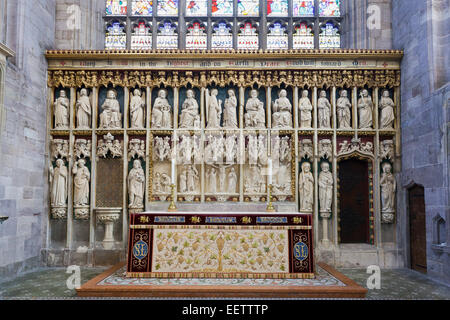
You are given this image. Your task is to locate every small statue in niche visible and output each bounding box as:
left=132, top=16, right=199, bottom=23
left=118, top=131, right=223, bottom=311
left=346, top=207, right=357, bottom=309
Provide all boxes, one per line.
left=152, top=89, right=172, bottom=129
left=54, top=90, right=69, bottom=129
left=186, top=165, right=199, bottom=193
left=272, top=89, right=292, bottom=128
left=318, top=162, right=333, bottom=216
left=223, top=89, right=238, bottom=128
left=73, top=159, right=90, bottom=206
left=299, top=90, right=313, bottom=129
left=49, top=159, right=68, bottom=207
left=379, top=90, right=395, bottom=129
left=358, top=89, right=373, bottom=129
left=153, top=172, right=162, bottom=193
left=318, top=90, right=331, bottom=128
left=244, top=89, right=266, bottom=128
left=298, top=162, right=314, bottom=212
left=128, top=159, right=145, bottom=208
left=337, top=90, right=352, bottom=129
left=179, top=169, right=188, bottom=193
left=99, top=89, right=122, bottom=129
left=228, top=167, right=238, bottom=194
left=179, top=89, right=200, bottom=129
left=130, top=89, right=145, bottom=129
left=206, top=167, right=218, bottom=193
left=225, top=134, right=237, bottom=164
left=380, top=162, right=396, bottom=214
left=76, top=88, right=92, bottom=129
left=248, top=135, right=258, bottom=165
left=206, top=88, right=222, bottom=129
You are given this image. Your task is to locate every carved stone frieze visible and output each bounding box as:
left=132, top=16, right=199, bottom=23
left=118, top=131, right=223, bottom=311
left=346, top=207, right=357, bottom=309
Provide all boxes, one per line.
left=97, top=133, right=123, bottom=159
left=379, top=140, right=394, bottom=160
left=128, top=138, right=146, bottom=161
left=318, top=139, right=333, bottom=159
left=338, top=138, right=374, bottom=157
left=51, top=138, right=69, bottom=160
left=299, top=139, right=313, bottom=160
left=74, top=139, right=91, bottom=159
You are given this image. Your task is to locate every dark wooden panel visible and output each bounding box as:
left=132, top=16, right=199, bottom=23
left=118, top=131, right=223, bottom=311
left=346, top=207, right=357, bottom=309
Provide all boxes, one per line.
left=409, top=185, right=427, bottom=273
left=96, top=158, right=124, bottom=207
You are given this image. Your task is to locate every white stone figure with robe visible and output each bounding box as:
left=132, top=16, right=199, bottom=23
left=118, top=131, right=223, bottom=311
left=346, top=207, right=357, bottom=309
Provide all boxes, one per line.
left=298, top=162, right=314, bottom=212
left=179, top=89, right=200, bottom=128
left=153, top=172, right=162, bottom=193
left=49, top=159, right=68, bottom=207
left=337, top=90, right=352, bottom=129
left=358, top=89, right=373, bottom=129
left=272, top=89, right=292, bottom=128
left=161, top=173, right=171, bottom=193
left=73, top=159, right=90, bottom=206
left=152, top=89, right=172, bottom=128
left=99, top=89, right=122, bottom=129
left=54, top=90, right=69, bottom=129
left=76, top=89, right=92, bottom=129
left=187, top=165, right=199, bottom=193
left=228, top=167, right=238, bottom=194
left=206, top=88, right=222, bottom=129
left=379, top=90, right=395, bottom=129
left=206, top=167, right=218, bottom=193
left=244, top=89, right=266, bottom=128
left=299, top=90, right=313, bottom=128
left=223, top=89, right=238, bottom=128
left=318, top=90, right=331, bottom=128
left=319, top=162, right=333, bottom=216
left=130, top=89, right=145, bottom=128
left=179, top=169, right=187, bottom=193
left=128, top=159, right=145, bottom=208
left=380, top=163, right=396, bottom=213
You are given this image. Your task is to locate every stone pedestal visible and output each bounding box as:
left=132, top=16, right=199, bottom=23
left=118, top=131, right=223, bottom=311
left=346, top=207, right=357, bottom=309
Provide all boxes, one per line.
left=96, top=208, right=121, bottom=250
left=51, top=206, right=67, bottom=220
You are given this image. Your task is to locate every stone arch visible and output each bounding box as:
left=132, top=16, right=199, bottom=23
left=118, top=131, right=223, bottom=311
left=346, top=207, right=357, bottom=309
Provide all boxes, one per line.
left=433, top=214, right=446, bottom=245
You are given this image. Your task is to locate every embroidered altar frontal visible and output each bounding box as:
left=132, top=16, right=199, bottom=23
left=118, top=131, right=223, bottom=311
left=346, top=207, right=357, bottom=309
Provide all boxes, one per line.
left=127, top=212, right=314, bottom=279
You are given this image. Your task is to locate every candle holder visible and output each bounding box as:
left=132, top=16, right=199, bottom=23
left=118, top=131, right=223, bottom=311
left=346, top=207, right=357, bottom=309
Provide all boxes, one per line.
left=266, top=184, right=276, bottom=212
left=167, top=184, right=177, bottom=212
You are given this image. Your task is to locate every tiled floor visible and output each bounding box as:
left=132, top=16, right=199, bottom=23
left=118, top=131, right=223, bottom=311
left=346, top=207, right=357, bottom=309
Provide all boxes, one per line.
left=0, top=267, right=449, bottom=299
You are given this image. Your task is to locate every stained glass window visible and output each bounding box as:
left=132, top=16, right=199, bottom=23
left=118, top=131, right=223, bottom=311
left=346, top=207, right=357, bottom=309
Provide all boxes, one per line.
left=319, top=22, right=340, bottom=48
left=212, top=22, right=233, bottom=49
left=237, top=0, right=259, bottom=17
left=293, top=22, right=314, bottom=49
left=186, top=22, right=207, bottom=49
left=237, top=22, right=259, bottom=49
left=212, top=0, right=233, bottom=16
left=267, top=22, right=288, bottom=49
left=132, top=0, right=153, bottom=15
left=157, top=0, right=178, bottom=16
left=185, top=1, right=207, bottom=16
left=157, top=21, right=178, bottom=48
left=131, top=21, right=152, bottom=49
left=105, top=21, right=127, bottom=49
left=267, top=0, right=288, bottom=17
left=106, top=0, right=128, bottom=15
left=319, top=0, right=340, bottom=17
left=293, top=0, right=315, bottom=16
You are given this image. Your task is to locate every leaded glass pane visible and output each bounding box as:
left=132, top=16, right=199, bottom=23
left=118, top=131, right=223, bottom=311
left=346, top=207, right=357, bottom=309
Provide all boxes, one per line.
left=106, top=0, right=128, bottom=15
left=267, top=22, right=288, bottom=49
left=293, top=22, right=314, bottom=49
left=212, top=0, right=234, bottom=16
left=157, top=0, right=178, bottom=16
left=131, top=21, right=152, bottom=49
left=267, top=0, right=288, bottom=17
left=293, top=0, right=315, bottom=16
left=237, top=22, right=258, bottom=49
left=237, top=0, right=259, bottom=17
left=212, top=22, right=233, bottom=49
left=319, top=22, right=340, bottom=48
left=319, top=0, right=340, bottom=17
left=186, top=1, right=208, bottom=16
left=157, top=21, right=178, bottom=48
left=105, top=21, right=127, bottom=49
left=132, top=0, right=153, bottom=15
left=186, top=22, right=207, bottom=49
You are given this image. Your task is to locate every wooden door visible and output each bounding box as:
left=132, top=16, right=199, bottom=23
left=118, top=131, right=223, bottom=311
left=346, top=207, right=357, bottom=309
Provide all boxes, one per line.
left=338, top=159, right=370, bottom=243
left=409, top=185, right=427, bottom=273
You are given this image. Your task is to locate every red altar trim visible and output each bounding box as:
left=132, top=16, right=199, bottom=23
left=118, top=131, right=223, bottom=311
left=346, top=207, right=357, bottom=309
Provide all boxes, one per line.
left=125, top=272, right=315, bottom=279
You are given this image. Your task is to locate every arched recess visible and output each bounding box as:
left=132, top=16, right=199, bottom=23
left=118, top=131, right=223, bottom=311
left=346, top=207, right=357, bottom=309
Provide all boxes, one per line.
left=408, top=184, right=427, bottom=273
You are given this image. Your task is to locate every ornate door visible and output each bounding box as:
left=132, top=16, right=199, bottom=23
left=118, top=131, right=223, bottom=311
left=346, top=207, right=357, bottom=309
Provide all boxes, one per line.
left=338, top=159, right=370, bottom=243
left=409, top=185, right=427, bottom=273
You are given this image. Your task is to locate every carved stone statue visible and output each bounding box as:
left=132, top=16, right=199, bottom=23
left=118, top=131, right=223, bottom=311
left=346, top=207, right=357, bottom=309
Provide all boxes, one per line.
left=272, top=89, right=292, bottom=128
left=248, top=135, right=258, bottom=165
left=206, top=89, right=222, bottom=129
left=154, top=136, right=170, bottom=162
left=186, top=165, right=199, bottom=193
left=49, top=159, right=68, bottom=207
left=153, top=172, right=162, bottom=193
left=130, top=89, right=145, bottom=128
left=179, top=169, right=187, bottom=193
left=225, top=134, right=237, bottom=164
left=73, top=159, right=90, bottom=206
left=223, top=89, right=238, bottom=128
left=206, top=167, right=217, bottom=193
left=337, top=90, right=352, bottom=129
left=358, top=89, right=373, bottom=129
left=380, top=163, right=396, bottom=214
left=379, top=90, right=395, bottom=129
left=76, top=89, right=91, bottom=129
left=318, top=90, right=331, bottom=128
left=228, top=167, right=238, bottom=194
left=99, top=89, right=122, bottom=129
left=299, top=90, right=313, bottom=128
left=179, top=89, right=199, bottom=128
left=152, top=89, right=172, bottom=128
left=298, top=162, right=314, bottom=212
left=319, top=162, right=333, bottom=216
left=244, top=89, right=265, bottom=128
left=54, top=90, right=69, bottom=129
left=128, top=159, right=145, bottom=208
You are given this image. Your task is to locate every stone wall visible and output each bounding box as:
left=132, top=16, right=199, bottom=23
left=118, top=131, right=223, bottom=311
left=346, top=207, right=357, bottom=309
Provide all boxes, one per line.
left=392, top=0, right=450, bottom=284
left=0, top=0, right=56, bottom=281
